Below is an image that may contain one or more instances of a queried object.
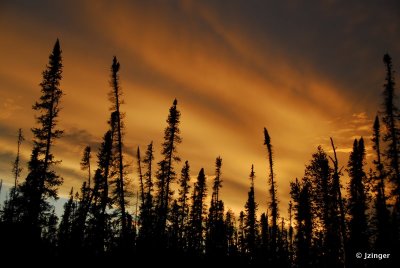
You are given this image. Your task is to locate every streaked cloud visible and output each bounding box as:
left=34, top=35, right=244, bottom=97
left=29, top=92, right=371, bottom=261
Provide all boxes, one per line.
left=1, top=0, right=399, bottom=218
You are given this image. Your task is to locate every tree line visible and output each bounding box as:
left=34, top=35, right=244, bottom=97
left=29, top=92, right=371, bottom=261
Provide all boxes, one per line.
left=0, top=40, right=399, bottom=267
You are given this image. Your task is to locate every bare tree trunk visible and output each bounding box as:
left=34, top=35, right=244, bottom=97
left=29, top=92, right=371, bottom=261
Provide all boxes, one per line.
left=329, top=137, right=347, bottom=267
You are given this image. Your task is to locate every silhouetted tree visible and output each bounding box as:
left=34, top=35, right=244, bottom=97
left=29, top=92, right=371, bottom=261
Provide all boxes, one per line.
left=18, top=39, right=64, bottom=246
left=155, top=99, right=182, bottom=240
left=2, top=129, right=24, bottom=223
left=69, top=146, right=93, bottom=252
left=138, top=142, right=155, bottom=247
left=371, top=115, right=391, bottom=249
left=86, top=128, right=114, bottom=256
left=6, top=41, right=400, bottom=265
left=71, top=183, right=90, bottom=253
left=58, top=188, right=76, bottom=253
left=12, top=128, right=24, bottom=191
left=188, top=168, right=207, bottom=256
left=177, top=160, right=191, bottom=250
left=381, top=54, right=400, bottom=248
left=244, top=164, right=258, bottom=261
left=305, top=146, right=341, bottom=267
left=143, top=142, right=155, bottom=199
left=211, top=157, right=223, bottom=210
left=290, top=178, right=313, bottom=268
left=137, top=147, right=144, bottom=208
left=288, top=201, right=294, bottom=264
left=168, top=199, right=180, bottom=251
left=347, top=138, right=369, bottom=265
left=382, top=54, right=400, bottom=195
left=81, top=146, right=92, bottom=189
left=225, top=209, right=237, bottom=257
left=263, top=127, right=279, bottom=260
left=237, top=211, right=246, bottom=256
left=108, top=57, right=129, bottom=247
left=207, top=157, right=226, bottom=257
left=258, top=212, right=269, bottom=265
left=277, top=217, right=290, bottom=267
left=329, top=137, right=347, bottom=265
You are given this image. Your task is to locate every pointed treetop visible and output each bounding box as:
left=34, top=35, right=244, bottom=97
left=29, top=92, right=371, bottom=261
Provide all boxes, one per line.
left=359, top=137, right=365, bottom=149
left=263, top=127, right=270, bottom=145
left=112, top=56, right=120, bottom=72
left=48, top=38, right=62, bottom=65
left=383, top=53, right=392, bottom=65
left=173, top=98, right=178, bottom=106
left=54, top=38, right=60, bottom=51
left=374, top=115, right=380, bottom=130
left=353, top=138, right=358, bottom=149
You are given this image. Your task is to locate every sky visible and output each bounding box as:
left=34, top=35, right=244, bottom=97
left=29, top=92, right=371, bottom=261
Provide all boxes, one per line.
left=1, top=0, right=400, bottom=218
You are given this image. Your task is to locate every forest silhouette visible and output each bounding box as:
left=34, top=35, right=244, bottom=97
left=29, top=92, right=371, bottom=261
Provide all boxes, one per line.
left=0, top=39, right=399, bottom=267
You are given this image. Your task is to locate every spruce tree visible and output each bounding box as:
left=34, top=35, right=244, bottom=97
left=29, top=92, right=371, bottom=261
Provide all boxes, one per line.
left=58, top=188, right=76, bottom=254
left=168, top=199, right=180, bottom=251
left=382, top=54, right=400, bottom=195
left=138, top=141, right=155, bottom=246
left=244, top=165, right=258, bottom=260
left=177, top=160, right=191, bottom=250
left=71, top=146, right=93, bottom=250
left=87, top=128, right=114, bottom=255
left=155, top=99, right=182, bottom=238
left=290, top=178, right=313, bottom=268
left=80, top=146, right=92, bottom=189
left=238, top=211, right=246, bottom=256
left=108, top=57, right=130, bottom=247
left=143, top=142, right=155, bottom=198
left=13, top=129, right=24, bottom=191
left=225, top=209, right=237, bottom=257
left=207, top=157, right=226, bottom=257
left=304, top=146, right=341, bottom=267
left=20, top=39, right=64, bottom=242
left=211, top=157, right=223, bottom=209
left=381, top=54, right=400, bottom=247
left=347, top=138, right=369, bottom=259
left=263, top=128, right=279, bottom=258
left=371, top=116, right=391, bottom=249
left=188, top=168, right=207, bottom=256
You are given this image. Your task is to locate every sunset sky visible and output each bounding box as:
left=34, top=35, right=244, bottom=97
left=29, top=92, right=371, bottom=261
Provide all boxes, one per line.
left=1, top=0, right=400, bottom=217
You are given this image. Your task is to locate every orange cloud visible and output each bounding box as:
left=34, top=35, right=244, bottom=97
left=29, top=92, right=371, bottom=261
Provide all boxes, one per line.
left=1, top=1, right=398, bottom=220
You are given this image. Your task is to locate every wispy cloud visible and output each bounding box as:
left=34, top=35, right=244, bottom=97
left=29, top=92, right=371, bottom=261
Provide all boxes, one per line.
left=1, top=0, right=399, bottom=217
